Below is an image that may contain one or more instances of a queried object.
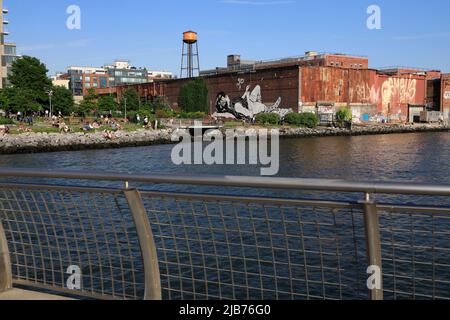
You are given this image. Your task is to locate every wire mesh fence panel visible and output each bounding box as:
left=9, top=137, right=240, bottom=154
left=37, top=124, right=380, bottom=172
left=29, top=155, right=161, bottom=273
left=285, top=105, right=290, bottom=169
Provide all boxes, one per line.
left=0, top=185, right=145, bottom=300
left=379, top=207, right=450, bottom=300
left=141, top=192, right=368, bottom=300
left=2, top=173, right=450, bottom=301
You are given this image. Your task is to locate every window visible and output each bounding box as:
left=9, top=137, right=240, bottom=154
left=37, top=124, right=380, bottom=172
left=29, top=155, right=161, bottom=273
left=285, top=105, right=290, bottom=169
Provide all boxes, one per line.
left=4, top=45, right=16, bottom=55
left=100, top=78, right=108, bottom=88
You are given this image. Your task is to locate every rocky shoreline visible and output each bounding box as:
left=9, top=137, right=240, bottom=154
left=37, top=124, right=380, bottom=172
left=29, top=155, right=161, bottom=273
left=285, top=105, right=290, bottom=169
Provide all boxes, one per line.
left=277, top=123, right=450, bottom=138
left=0, top=124, right=449, bottom=155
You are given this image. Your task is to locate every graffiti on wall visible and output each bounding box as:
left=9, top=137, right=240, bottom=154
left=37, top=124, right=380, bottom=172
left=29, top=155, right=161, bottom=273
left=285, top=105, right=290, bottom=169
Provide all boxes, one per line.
left=381, top=78, right=417, bottom=114
left=213, top=85, right=293, bottom=121
left=444, top=91, right=450, bottom=100
left=352, top=83, right=380, bottom=104
left=236, top=78, right=245, bottom=90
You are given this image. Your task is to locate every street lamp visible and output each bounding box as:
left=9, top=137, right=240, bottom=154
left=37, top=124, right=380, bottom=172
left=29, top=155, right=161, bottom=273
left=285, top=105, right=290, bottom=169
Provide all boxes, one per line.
left=46, top=90, right=54, bottom=117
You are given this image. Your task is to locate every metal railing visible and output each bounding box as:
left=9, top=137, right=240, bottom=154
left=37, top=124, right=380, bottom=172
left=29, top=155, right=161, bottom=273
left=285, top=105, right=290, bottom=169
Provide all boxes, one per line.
left=0, top=168, right=449, bottom=300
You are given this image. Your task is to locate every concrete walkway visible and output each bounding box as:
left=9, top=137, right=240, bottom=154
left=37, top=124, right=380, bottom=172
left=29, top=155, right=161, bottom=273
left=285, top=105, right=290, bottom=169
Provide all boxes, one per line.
left=0, top=288, right=74, bottom=300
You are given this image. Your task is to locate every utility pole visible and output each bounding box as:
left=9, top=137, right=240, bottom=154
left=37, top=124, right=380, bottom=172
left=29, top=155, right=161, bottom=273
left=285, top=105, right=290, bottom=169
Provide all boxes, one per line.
left=47, top=90, right=54, bottom=117
left=124, top=97, right=127, bottom=120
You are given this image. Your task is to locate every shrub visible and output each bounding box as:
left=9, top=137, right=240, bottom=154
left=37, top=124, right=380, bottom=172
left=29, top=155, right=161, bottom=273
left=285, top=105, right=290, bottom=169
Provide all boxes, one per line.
left=139, top=109, right=155, bottom=122
left=284, top=112, right=319, bottom=128
left=155, top=109, right=169, bottom=119
left=151, top=97, right=175, bottom=116
left=178, top=111, right=207, bottom=119
left=177, top=78, right=209, bottom=113
left=336, top=107, right=352, bottom=123
left=255, top=113, right=281, bottom=125
left=0, top=117, right=14, bottom=125
left=126, top=111, right=138, bottom=123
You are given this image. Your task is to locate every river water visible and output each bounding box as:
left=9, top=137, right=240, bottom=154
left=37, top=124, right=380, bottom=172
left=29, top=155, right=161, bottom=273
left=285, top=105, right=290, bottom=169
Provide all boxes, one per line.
left=1, top=132, right=450, bottom=205
left=1, top=132, right=450, bottom=183
left=1, top=132, right=449, bottom=299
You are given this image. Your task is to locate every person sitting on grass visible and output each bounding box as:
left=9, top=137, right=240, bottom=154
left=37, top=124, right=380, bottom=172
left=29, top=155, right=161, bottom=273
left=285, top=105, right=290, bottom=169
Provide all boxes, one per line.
left=17, top=125, right=32, bottom=133
left=92, top=120, right=101, bottom=129
left=59, top=122, right=71, bottom=134
left=82, top=122, right=95, bottom=132
left=110, top=122, right=123, bottom=131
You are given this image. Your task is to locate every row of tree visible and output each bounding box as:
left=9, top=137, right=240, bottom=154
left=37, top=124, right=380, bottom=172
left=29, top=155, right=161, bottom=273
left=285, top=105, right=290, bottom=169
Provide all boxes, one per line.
left=0, top=55, right=210, bottom=117
left=79, top=88, right=143, bottom=114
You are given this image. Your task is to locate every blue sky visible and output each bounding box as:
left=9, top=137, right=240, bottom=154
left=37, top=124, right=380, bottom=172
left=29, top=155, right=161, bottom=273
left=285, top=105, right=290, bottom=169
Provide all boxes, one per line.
left=5, top=0, right=450, bottom=75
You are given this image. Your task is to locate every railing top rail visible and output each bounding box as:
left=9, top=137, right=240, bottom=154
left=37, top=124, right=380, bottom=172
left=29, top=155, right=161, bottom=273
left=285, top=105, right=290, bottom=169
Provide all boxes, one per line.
left=1, top=168, right=450, bottom=196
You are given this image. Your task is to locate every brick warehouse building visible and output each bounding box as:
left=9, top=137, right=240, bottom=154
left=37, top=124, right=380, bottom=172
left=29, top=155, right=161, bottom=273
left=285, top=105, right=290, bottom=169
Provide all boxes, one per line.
left=96, top=52, right=443, bottom=123
left=442, top=74, right=450, bottom=114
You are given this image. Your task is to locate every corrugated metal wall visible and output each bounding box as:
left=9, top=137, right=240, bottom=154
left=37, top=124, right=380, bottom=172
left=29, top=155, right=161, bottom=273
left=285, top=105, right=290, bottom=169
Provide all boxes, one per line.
left=442, top=74, right=450, bottom=112
left=300, top=66, right=426, bottom=121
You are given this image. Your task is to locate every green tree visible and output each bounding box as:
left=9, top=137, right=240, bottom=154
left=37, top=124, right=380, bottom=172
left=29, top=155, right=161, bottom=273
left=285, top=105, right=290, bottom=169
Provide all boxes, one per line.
left=98, top=95, right=118, bottom=113
left=51, top=86, right=75, bottom=115
left=0, top=89, right=11, bottom=112
left=178, top=78, right=209, bottom=113
left=8, top=56, right=52, bottom=104
left=7, top=88, right=42, bottom=113
left=77, top=88, right=98, bottom=115
left=120, top=89, right=140, bottom=112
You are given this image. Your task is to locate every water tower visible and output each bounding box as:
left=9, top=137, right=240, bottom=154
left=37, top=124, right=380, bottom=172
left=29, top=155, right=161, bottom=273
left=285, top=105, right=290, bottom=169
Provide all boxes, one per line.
left=180, top=31, right=200, bottom=78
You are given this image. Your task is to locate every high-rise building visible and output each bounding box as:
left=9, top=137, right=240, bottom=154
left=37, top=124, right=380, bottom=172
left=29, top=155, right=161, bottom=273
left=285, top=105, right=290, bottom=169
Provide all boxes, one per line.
left=0, top=0, right=18, bottom=89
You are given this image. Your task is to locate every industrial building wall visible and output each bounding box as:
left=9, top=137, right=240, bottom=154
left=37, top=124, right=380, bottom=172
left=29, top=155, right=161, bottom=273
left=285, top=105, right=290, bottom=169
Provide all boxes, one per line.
left=162, top=67, right=301, bottom=114
left=374, top=73, right=426, bottom=122
left=442, top=74, right=450, bottom=114
left=300, top=66, right=426, bottom=122
left=98, top=64, right=428, bottom=123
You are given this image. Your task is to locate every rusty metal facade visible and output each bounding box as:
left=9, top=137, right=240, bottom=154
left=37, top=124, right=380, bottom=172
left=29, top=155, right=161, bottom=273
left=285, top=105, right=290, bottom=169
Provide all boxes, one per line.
left=441, top=74, right=450, bottom=113
left=95, top=63, right=438, bottom=122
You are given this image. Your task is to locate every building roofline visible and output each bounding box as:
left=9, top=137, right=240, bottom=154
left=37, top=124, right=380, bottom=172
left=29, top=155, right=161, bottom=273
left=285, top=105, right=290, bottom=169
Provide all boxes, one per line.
left=376, top=66, right=441, bottom=72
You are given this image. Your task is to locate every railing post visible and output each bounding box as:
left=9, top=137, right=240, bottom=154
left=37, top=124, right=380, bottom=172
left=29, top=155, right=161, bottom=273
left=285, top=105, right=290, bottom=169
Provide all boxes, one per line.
left=124, top=189, right=162, bottom=300
left=363, top=193, right=383, bottom=300
left=0, top=221, right=12, bottom=292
